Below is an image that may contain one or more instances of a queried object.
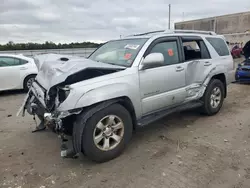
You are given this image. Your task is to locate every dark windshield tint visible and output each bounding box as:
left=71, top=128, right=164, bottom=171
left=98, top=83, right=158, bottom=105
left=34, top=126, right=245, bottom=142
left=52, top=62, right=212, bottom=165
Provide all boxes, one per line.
left=89, top=38, right=148, bottom=67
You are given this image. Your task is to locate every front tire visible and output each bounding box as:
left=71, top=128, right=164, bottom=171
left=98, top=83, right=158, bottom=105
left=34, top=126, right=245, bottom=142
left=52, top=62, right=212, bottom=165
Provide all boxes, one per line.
left=201, top=79, right=225, bottom=115
left=79, top=103, right=133, bottom=163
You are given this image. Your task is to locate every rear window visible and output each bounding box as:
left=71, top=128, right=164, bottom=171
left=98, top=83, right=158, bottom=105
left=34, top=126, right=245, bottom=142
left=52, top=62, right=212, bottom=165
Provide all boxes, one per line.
left=206, top=37, right=230, bottom=56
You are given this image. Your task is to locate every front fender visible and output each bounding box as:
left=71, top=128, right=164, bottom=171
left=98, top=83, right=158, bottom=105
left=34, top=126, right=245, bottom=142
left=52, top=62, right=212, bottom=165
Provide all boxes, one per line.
left=75, top=83, right=141, bottom=117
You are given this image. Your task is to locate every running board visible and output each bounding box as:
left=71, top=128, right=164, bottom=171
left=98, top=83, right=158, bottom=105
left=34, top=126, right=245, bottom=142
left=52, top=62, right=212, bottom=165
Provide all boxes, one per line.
left=137, top=101, right=203, bottom=127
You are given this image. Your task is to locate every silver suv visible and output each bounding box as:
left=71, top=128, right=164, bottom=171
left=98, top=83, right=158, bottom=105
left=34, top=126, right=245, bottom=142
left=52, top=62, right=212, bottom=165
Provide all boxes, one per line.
left=18, top=30, right=234, bottom=162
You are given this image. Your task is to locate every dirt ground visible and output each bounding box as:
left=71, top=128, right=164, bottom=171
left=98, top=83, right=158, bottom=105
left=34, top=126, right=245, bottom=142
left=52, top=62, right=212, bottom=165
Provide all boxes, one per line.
left=1, top=59, right=250, bottom=188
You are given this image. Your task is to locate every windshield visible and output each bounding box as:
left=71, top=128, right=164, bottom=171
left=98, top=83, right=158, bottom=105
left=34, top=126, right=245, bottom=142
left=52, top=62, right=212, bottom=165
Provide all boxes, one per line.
left=89, top=38, right=148, bottom=67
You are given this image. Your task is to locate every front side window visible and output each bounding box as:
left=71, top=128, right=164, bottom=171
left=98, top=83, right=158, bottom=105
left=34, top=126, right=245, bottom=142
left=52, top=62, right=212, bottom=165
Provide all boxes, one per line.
left=89, top=38, right=148, bottom=67
left=149, top=41, right=180, bottom=65
left=0, top=57, right=27, bottom=67
left=206, top=37, right=230, bottom=56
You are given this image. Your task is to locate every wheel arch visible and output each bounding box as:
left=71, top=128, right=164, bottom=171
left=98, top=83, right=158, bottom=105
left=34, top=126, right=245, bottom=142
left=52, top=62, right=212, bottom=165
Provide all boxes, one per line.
left=211, top=73, right=227, bottom=98
left=23, top=74, right=37, bottom=89
left=72, top=97, right=137, bottom=156
left=80, top=96, right=138, bottom=130
left=116, top=96, right=137, bottom=130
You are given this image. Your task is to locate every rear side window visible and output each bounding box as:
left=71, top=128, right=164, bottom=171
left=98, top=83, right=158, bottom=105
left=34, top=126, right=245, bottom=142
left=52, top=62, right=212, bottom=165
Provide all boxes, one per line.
left=206, top=37, right=230, bottom=56
left=0, top=57, right=28, bottom=67
left=20, top=59, right=28, bottom=64
left=181, top=38, right=211, bottom=61
left=199, top=41, right=211, bottom=59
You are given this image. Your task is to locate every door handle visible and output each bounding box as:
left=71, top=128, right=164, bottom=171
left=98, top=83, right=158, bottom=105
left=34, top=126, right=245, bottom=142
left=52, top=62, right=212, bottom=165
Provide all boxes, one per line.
left=176, top=66, right=184, bottom=72
left=204, top=61, right=212, bottom=66
left=20, top=67, right=28, bottom=70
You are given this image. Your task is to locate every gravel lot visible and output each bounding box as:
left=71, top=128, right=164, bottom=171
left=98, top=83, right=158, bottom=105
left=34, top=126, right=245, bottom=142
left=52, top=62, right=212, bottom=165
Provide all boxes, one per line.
left=1, top=59, right=250, bottom=188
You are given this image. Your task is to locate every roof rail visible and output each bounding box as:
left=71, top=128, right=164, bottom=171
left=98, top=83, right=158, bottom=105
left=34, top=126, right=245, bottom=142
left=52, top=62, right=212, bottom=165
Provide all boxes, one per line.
left=126, top=30, right=165, bottom=37
left=125, top=29, right=216, bottom=37
left=173, top=30, right=216, bottom=35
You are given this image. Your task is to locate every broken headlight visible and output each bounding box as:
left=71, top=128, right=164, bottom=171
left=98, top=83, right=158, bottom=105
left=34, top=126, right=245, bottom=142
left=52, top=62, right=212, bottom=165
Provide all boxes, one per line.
left=58, top=86, right=71, bottom=103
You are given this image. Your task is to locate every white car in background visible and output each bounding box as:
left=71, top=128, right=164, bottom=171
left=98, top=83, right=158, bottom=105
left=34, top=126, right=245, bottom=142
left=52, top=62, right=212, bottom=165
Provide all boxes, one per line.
left=0, top=54, right=38, bottom=92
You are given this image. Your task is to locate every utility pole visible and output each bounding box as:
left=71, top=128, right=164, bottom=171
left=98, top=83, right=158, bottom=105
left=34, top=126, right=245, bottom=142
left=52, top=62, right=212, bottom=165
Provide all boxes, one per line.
left=213, top=18, right=217, bottom=32
left=168, top=4, right=171, bottom=29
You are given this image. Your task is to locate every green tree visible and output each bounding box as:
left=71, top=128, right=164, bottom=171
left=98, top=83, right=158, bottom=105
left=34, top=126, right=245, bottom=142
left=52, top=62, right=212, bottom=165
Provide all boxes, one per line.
left=0, top=41, right=101, bottom=51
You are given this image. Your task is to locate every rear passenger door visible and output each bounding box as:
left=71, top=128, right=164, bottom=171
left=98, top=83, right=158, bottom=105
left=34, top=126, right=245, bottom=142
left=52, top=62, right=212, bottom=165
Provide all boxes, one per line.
left=180, top=36, right=214, bottom=88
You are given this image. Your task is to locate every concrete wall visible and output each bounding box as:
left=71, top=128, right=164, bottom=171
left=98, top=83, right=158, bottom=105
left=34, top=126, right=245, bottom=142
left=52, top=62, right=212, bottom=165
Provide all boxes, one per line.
left=175, top=11, right=250, bottom=47
left=175, top=11, right=250, bottom=34
left=224, top=33, right=250, bottom=48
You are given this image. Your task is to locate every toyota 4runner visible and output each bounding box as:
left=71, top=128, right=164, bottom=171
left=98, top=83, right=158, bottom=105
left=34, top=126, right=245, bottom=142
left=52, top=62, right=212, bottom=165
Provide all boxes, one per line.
left=17, top=30, right=235, bottom=162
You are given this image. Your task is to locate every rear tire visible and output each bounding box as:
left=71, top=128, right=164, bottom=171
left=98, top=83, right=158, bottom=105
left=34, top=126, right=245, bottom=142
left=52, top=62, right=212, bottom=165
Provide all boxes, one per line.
left=23, top=75, right=36, bottom=92
left=78, top=103, right=133, bottom=163
left=201, top=79, right=225, bottom=116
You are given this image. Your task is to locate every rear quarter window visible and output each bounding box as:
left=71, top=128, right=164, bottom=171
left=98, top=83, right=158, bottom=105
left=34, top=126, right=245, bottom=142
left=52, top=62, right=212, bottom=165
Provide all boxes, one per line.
left=206, top=37, right=230, bottom=56
left=20, top=59, right=28, bottom=64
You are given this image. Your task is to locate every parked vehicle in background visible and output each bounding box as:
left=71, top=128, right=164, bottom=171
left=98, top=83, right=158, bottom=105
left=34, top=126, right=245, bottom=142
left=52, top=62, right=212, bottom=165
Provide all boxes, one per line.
left=0, top=54, right=37, bottom=92
left=231, top=45, right=242, bottom=58
left=243, top=40, right=250, bottom=60
left=18, top=30, right=234, bottom=163
left=235, top=58, right=250, bottom=82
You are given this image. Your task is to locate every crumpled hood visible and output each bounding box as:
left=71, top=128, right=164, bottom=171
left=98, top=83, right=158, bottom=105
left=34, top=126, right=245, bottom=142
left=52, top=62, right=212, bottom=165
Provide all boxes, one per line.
left=35, top=54, right=125, bottom=90
left=33, top=53, right=75, bottom=70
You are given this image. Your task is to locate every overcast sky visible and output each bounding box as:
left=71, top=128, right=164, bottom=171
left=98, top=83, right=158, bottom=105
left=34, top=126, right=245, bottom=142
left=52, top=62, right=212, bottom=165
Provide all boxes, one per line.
left=0, top=0, right=249, bottom=44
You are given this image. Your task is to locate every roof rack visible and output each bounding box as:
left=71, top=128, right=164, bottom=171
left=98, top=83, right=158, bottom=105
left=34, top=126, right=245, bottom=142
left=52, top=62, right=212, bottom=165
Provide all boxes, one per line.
left=127, top=30, right=165, bottom=37
left=173, top=30, right=216, bottom=35
left=126, top=29, right=216, bottom=37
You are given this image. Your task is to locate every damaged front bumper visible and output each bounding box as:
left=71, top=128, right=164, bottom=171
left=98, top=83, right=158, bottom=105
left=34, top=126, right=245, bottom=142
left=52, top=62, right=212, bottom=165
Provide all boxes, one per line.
left=18, top=81, right=80, bottom=119
left=17, top=81, right=82, bottom=158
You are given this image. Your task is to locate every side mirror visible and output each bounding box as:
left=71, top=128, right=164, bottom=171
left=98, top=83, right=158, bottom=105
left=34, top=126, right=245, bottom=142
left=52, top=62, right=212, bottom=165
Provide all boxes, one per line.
left=140, top=53, right=164, bottom=70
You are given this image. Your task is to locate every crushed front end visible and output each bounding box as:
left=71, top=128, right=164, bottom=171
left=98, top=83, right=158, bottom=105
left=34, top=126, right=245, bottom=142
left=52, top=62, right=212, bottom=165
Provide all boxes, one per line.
left=17, top=80, right=82, bottom=158
left=17, top=54, right=126, bottom=159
